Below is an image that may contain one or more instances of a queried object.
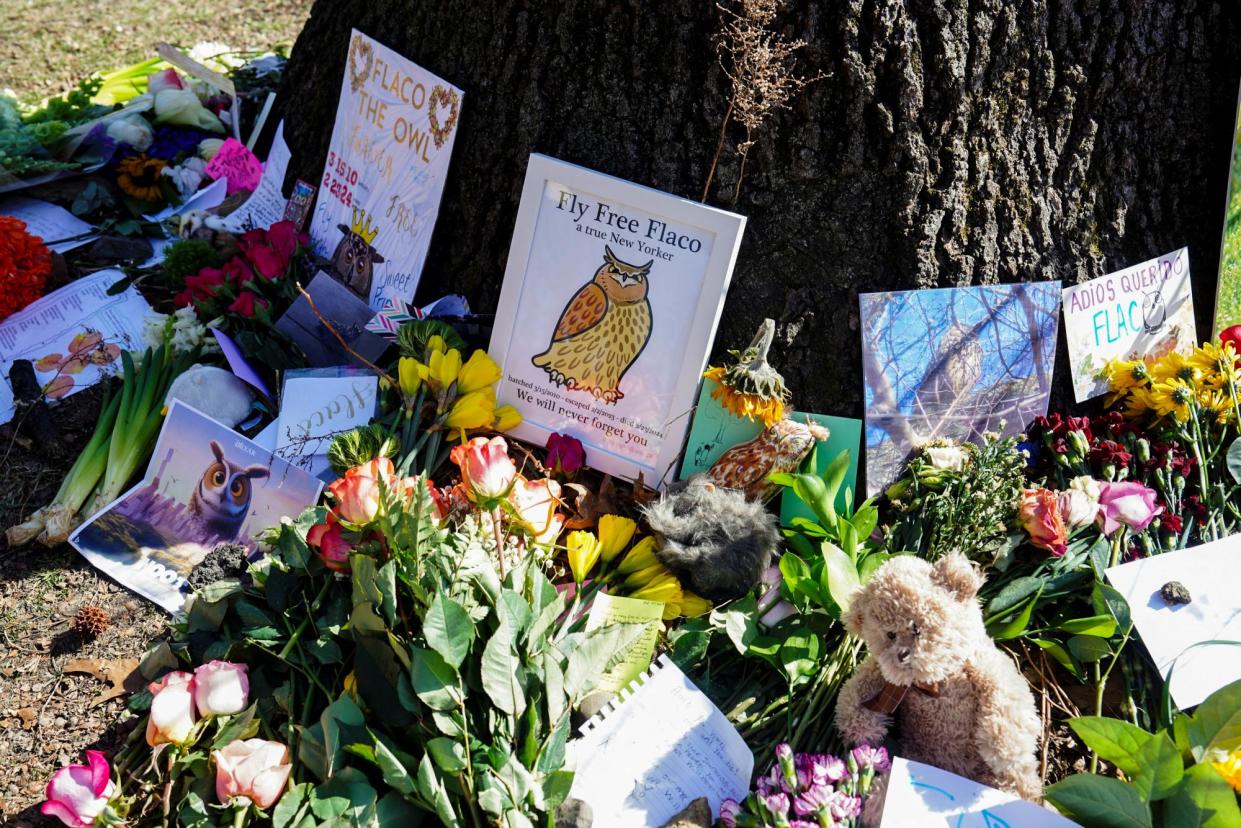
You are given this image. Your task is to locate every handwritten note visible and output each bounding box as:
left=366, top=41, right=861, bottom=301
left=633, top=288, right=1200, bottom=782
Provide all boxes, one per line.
left=275, top=367, right=378, bottom=480
left=221, top=122, right=291, bottom=232
left=568, top=655, right=752, bottom=827
left=585, top=593, right=664, bottom=694
left=0, top=196, right=95, bottom=252
left=204, top=138, right=263, bottom=195
left=882, top=757, right=1079, bottom=826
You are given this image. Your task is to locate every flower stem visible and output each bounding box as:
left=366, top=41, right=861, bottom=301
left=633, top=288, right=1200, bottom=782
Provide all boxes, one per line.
left=491, top=507, right=507, bottom=579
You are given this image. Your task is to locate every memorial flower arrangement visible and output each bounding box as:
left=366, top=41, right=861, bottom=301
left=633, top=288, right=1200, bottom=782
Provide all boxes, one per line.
left=0, top=214, right=54, bottom=320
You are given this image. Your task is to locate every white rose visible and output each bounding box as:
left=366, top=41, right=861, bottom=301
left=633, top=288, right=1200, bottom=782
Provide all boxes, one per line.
left=1057, top=487, right=1099, bottom=529
left=924, top=443, right=969, bottom=472
left=105, top=115, right=153, bottom=151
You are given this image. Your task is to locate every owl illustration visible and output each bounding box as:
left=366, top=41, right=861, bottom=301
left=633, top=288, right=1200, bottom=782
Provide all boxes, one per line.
left=708, top=417, right=830, bottom=501
left=532, top=245, right=653, bottom=403
left=188, top=440, right=270, bottom=540
left=1141, top=289, right=1167, bottom=334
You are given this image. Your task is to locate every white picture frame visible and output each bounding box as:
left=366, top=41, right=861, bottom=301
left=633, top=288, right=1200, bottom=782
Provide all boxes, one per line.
left=490, top=154, right=745, bottom=486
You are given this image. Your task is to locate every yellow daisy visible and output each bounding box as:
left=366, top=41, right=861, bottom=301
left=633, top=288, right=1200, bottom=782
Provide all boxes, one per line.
left=1150, top=351, right=1202, bottom=386
left=1150, top=379, right=1193, bottom=422
left=1122, top=386, right=1155, bottom=419
left=1103, top=358, right=1151, bottom=406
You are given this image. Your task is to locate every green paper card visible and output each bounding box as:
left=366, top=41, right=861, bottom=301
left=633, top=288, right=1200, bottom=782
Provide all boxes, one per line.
left=679, top=379, right=862, bottom=523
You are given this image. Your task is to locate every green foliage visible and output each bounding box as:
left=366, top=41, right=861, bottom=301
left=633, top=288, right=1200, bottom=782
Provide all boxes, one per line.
left=160, top=239, right=225, bottom=287
left=327, top=425, right=399, bottom=476
left=397, top=319, right=467, bottom=360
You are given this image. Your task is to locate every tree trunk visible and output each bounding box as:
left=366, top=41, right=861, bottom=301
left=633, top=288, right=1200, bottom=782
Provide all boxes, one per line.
left=279, top=0, right=1241, bottom=417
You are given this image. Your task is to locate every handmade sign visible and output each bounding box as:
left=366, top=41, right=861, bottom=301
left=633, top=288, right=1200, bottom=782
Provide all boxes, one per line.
left=0, top=196, right=95, bottom=252
left=568, top=654, right=752, bottom=826
left=680, top=379, right=861, bottom=523
left=283, top=179, right=316, bottom=231
left=1105, top=536, right=1241, bottom=709
left=584, top=592, right=664, bottom=694
left=1215, top=83, right=1241, bottom=336
left=0, top=269, right=150, bottom=425
left=203, top=137, right=263, bottom=196
left=1063, top=248, right=1194, bottom=402
left=490, top=155, right=745, bottom=484
left=881, top=757, right=1078, bottom=826
left=70, top=402, right=322, bottom=612
left=274, top=271, right=388, bottom=368
left=308, top=29, right=463, bottom=309
left=860, top=282, right=1060, bottom=495
left=221, top=121, right=291, bottom=232
left=275, top=367, right=378, bottom=480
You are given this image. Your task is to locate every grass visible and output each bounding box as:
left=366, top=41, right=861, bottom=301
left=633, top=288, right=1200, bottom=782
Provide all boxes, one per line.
left=1215, top=114, right=1241, bottom=334
left=0, top=0, right=311, bottom=102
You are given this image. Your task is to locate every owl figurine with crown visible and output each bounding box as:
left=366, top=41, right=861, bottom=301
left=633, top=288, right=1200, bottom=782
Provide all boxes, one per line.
left=331, top=207, right=386, bottom=300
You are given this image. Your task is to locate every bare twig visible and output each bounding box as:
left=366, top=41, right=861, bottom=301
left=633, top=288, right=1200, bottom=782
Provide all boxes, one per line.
left=294, top=281, right=396, bottom=386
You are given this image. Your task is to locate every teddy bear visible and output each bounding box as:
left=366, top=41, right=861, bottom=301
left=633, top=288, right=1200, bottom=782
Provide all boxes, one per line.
left=835, top=554, right=1042, bottom=822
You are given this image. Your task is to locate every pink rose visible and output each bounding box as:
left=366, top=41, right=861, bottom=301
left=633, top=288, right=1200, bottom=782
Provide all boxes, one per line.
left=327, top=457, right=396, bottom=524
left=450, top=436, right=517, bottom=503
left=41, top=751, right=115, bottom=828
left=193, top=661, right=249, bottom=716
left=146, top=671, right=197, bottom=746
left=508, top=476, right=564, bottom=544
left=1097, top=481, right=1162, bottom=536
left=213, top=738, right=292, bottom=808
left=307, top=512, right=353, bottom=572
left=1019, top=487, right=1068, bottom=557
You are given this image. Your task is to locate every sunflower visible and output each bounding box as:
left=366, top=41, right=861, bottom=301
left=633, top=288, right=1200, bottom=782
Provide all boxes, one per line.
left=116, top=154, right=168, bottom=202
left=703, top=319, right=790, bottom=427
left=1150, top=379, right=1194, bottom=422
left=1102, top=358, right=1151, bottom=406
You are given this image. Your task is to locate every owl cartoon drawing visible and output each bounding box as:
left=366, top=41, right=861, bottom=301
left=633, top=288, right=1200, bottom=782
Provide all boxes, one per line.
left=1142, top=289, right=1167, bottom=335
left=188, top=440, right=270, bottom=540
left=532, top=245, right=653, bottom=404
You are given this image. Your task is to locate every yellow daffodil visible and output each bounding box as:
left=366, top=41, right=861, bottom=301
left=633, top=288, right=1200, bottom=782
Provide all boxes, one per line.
left=343, top=671, right=359, bottom=701
left=662, top=599, right=681, bottom=621
left=423, top=347, right=463, bottom=393
left=597, top=514, right=637, bottom=563
left=630, top=571, right=683, bottom=604
left=457, top=350, right=502, bottom=395
left=566, top=530, right=602, bottom=583
left=492, top=404, right=522, bottom=432
left=426, top=334, right=447, bottom=356
left=1213, top=749, right=1241, bottom=793
left=398, top=357, right=423, bottom=398
left=680, top=592, right=713, bottom=617
left=443, top=389, right=497, bottom=432
left=1151, top=379, right=1193, bottom=422
left=616, top=536, right=659, bottom=575
left=623, top=562, right=673, bottom=590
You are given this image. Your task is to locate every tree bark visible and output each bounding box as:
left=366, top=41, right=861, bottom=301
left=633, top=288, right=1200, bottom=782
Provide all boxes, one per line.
left=279, top=0, right=1241, bottom=417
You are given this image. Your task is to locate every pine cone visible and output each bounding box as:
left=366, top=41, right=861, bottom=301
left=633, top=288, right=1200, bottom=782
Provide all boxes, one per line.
left=72, top=605, right=109, bottom=639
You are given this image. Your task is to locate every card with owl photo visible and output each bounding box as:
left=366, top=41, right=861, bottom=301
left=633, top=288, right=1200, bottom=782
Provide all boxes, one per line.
left=69, top=402, right=323, bottom=612
left=490, top=154, right=746, bottom=485
left=860, top=281, right=1061, bottom=496
left=1063, top=248, right=1196, bottom=403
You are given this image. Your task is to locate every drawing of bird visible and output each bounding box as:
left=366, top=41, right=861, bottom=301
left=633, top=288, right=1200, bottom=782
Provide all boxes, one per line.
left=707, top=417, right=829, bottom=501
left=532, top=245, right=653, bottom=404
left=920, top=322, right=983, bottom=413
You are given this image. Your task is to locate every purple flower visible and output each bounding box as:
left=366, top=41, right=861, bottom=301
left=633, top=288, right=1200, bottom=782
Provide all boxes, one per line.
left=761, top=791, right=790, bottom=820
left=775, top=743, right=794, bottom=762
left=719, top=799, right=741, bottom=828
left=147, top=125, right=213, bottom=161
left=757, top=762, right=786, bottom=795
left=850, top=744, right=890, bottom=772
left=828, top=792, right=863, bottom=820
left=796, top=753, right=846, bottom=788
left=789, top=822, right=819, bottom=828
left=793, top=783, right=834, bottom=817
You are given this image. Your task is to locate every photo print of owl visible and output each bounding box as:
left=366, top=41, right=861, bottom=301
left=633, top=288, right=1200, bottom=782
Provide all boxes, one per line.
left=1062, top=248, right=1195, bottom=403
left=491, top=155, right=746, bottom=485
left=70, top=402, right=322, bottom=612
left=860, top=281, right=1061, bottom=496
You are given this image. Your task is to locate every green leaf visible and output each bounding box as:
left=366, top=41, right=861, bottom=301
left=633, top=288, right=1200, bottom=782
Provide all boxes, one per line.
left=212, top=704, right=259, bottom=750
left=1187, top=677, right=1241, bottom=761
left=367, top=731, right=418, bottom=796
left=409, top=646, right=461, bottom=712
left=496, top=591, right=533, bottom=638
left=1161, top=762, right=1241, bottom=826
left=1226, top=437, right=1241, bottom=484
left=1069, top=717, right=1153, bottom=776
left=1095, top=581, right=1132, bottom=630
left=273, top=783, right=313, bottom=828
left=1068, top=634, right=1112, bottom=663
left=987, top=592, right=1040, bottom=641
left=311, top=769, right=378, bottom=820
left=1058, top=615, right=1118, bottom=637
left=1044, top=774, right=1153, bottom=827
left=1130, top=732, right=1182, bottom=802
left=415, top=753, right=458, bottom=825
left=1088, top=535, right=1113, bottom=581
left=481, top=625, right=526, bottom=716
left=985, top=576, right=1043, bottom=619
left=820, top=540, right=861, bottom=616
left=1033, top=638, right=1080, bottom=679
left=426, top=736, right=467, bottom=773
left=424, top=595, right=474, bottom=669
left=563, top=623, right=645, bottom=701
left=790, top=472, right=833, bottom=527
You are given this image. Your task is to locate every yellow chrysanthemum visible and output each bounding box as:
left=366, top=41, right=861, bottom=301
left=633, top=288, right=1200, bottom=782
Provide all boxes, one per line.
left=1150, top=379, right=1193, bottom=422
left=1150, top=351, right=1202, bottom=387
left=1103, top=358, right=1152, bottom=407
left=1122, top=386, right=1155, bottom=419
left=1213, top=749, right=1241, bottom=794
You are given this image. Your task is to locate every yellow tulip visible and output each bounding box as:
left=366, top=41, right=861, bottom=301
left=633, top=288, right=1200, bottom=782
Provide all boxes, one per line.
left=398, top=357, right=423, bottom=398
left=623, top=562, right=672, bottom=590
left=492, top=404, right=522, bottom=432
left=662, top=600, right=681, bottom=621
left=443, top=389, right=497, bottom=431
left=566, top=530, right=602, bottom=583
left=426, top=348, right=463, bottom=392
left=458, top=350, right=502, bottom=395
left=617, top=536, right=658, bottom=575
left=597, top=514, right=637, bottom=563
left=630, top=572, right=683, bottom=604
left=679, top=592, right=713, bottom=617
left=426, top=334, right=447, bottom=356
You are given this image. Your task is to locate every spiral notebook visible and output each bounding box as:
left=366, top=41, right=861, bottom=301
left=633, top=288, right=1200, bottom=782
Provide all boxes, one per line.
left=567, top=654, right=752, bottom=827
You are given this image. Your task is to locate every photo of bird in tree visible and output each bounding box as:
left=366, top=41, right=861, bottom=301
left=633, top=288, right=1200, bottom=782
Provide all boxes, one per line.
left=860, top=281, right=1060, bottom=495
left=532, top=244, right=653, bottom=404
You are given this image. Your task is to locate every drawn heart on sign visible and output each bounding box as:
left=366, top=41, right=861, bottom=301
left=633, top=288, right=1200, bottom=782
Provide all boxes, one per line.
left=348, top=36, right=373, bottom=94
left=427, top=85, right=460, bottom=150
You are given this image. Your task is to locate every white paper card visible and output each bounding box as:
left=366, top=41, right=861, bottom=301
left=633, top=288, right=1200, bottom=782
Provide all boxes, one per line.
left=1105, top=536, right=1241, bottom=709
left=143, top=176, right=227, bottom=223
left=274, top=368, right=378, bottom=481
left=882, top=757, right=1079, bottom=826
left=308, top=29, right=463, bottom=309
left=221, top=121, right=292, bottom=232
left=0, top=196, right=95, bottom=252
left=0, top=269, right=151, bottom=425
left=568, top=654, right=752, bottom=827
left=1062, top=248, right=1195, bottom=402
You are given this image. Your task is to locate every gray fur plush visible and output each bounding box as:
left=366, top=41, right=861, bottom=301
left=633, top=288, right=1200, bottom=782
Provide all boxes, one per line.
left=641, top=475, right=779, bottom=601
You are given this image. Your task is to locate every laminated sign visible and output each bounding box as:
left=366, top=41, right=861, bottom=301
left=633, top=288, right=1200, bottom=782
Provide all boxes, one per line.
left=309, top=29, right=462, bottom=310
left=490, top=155, right=745, bottom=485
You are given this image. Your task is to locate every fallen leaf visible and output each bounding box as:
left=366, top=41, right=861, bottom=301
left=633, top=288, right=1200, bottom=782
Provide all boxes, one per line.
left=62, top=657, right=142, bottom=706
left=17, top=707, right=36, bottom=728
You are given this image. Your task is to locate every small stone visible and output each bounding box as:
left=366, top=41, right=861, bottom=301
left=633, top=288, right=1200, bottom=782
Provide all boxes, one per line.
left=661, top=797, right=712, bottom=828
left=554, top=797, right=593, bottom=828
left=1160, top=581, right=1191, bottom=606
left=165, top=365, right=254, bottom=428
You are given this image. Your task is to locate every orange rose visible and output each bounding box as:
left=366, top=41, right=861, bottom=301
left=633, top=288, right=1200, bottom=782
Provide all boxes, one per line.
left=450, top=436, right=517, bottom=504
left=327, top=458, right=397, bottom=524
left=1018, top=487, right=1067, bottom=557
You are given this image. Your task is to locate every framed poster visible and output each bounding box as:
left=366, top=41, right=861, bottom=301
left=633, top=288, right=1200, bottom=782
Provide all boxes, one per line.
left=490, top=155, right=745, bottom=485
left=1063, top=248, right=1195, bottom=402
left=308, top=29, right=462, bottom=310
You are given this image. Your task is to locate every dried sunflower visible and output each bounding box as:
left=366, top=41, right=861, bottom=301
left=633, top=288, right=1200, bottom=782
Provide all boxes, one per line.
left=116, top=154, right=168, bottom=202
left=703, top=318, right=790, bottom=427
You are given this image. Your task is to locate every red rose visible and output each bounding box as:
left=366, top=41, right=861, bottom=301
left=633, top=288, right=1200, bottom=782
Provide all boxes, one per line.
left=1220, top=325, right=1241, bottom=354
left=227, top=292, right=268, bottom=318
left=249, top=246, right=288, bottom=280
left=266, top=221, right=299, bottom=259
